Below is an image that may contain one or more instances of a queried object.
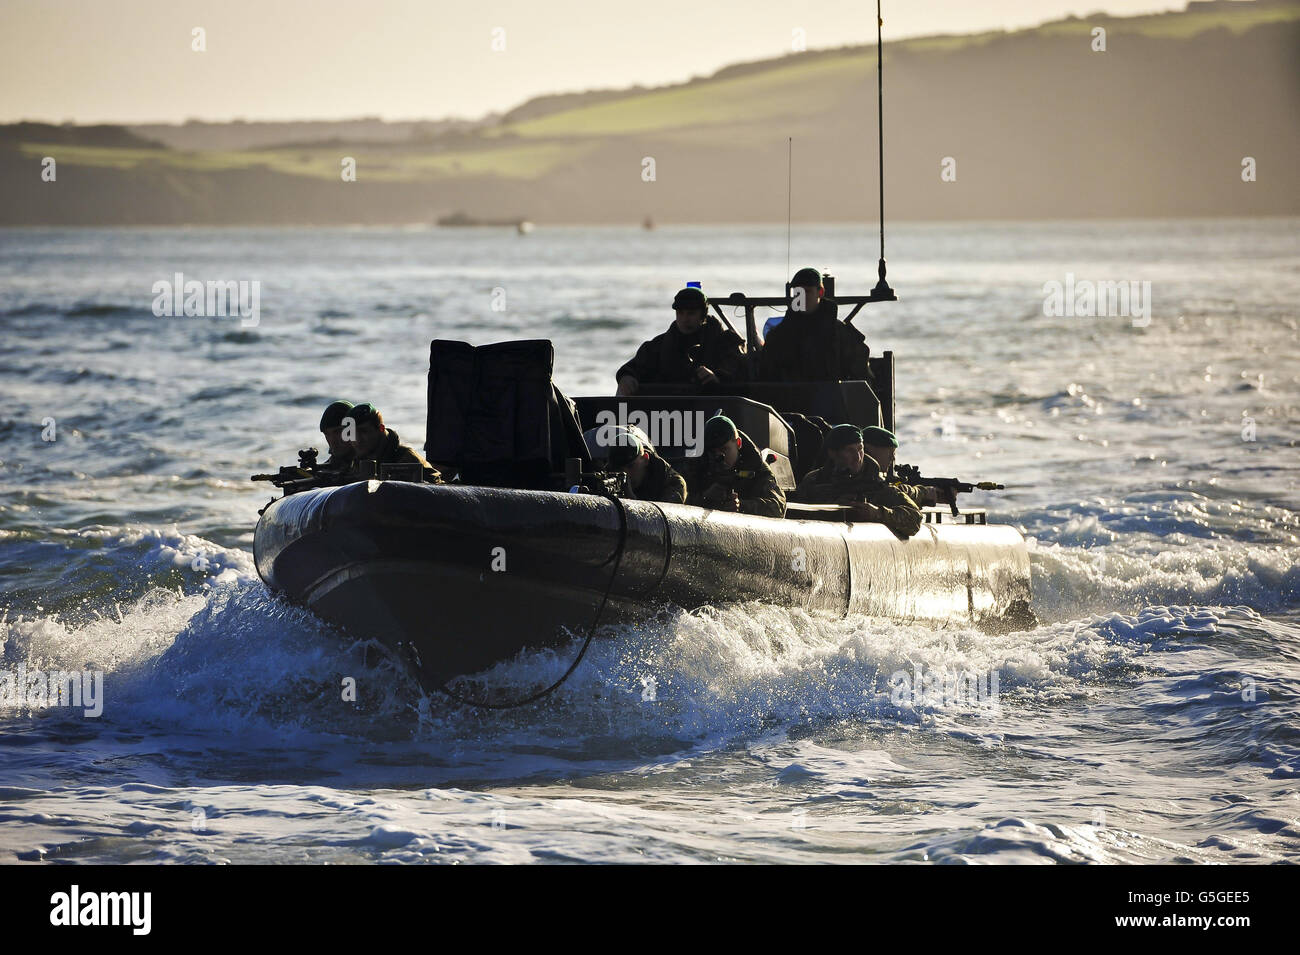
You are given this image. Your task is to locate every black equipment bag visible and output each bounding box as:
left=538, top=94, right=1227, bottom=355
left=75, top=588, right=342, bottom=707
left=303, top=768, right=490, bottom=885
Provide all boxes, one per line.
left=425, top=339, right=590, bottom=489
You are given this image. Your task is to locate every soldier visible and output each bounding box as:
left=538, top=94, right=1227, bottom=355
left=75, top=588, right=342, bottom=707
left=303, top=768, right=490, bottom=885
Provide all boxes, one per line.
left=759, top=267, right=870, bottom=382
left=346, top=402, right=442, bottom=483
left=589, top=426, right=688, bottom=504
left=790, top=424, right=922, bottom=539
left=319, top=399, right=356, bottom=472
left=860, top=425, right=957, bottom=509
left=687, top=415, right=786, bottom=517
left=615, top=287, right=745, bottom=396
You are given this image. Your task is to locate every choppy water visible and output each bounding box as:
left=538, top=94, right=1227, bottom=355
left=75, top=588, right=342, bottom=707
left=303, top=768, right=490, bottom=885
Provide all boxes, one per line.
left=1, top=221, right=1297, bottom=864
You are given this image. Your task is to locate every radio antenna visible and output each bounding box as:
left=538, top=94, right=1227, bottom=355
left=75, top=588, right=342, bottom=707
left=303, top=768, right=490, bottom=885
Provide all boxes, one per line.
left=786, top=136, right=793, bottom=279
left=872, top=0, right=895, bottom=300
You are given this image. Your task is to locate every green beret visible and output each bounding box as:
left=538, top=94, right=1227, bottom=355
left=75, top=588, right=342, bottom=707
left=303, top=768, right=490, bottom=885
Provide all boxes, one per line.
left=860, top=425, right=899, bottom=448
left=824, top=424, right=863, bottom=450
left=320, top=399, right=353, bottom=431
left=672, top=287, right=708, bottom=311
left=348, top=402, right=379, bottom=426
left=790, top=267, right=823, bottom=287
left=703, top=415, right=738, bottom=449
left=586, top=425, right=643, bottom=469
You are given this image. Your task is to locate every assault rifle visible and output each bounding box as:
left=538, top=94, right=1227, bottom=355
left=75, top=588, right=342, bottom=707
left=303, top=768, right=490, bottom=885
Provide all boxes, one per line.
left=893, top=463, right=1005, bottom=516
left=697, top=449, right=751, bottom=510
left=251, top=447, right=351, bottom=498
left=563, top=458, right=631, bottom=499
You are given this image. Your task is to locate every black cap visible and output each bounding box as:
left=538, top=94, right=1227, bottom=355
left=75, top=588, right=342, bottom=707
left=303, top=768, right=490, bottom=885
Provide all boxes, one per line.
left=672, top=287, right=708, bottom=311
left=825, top=424, right=863, bottom=450
left=320, top=400, right=354, bottom=431
left=791, top=267, right=823, bottom=287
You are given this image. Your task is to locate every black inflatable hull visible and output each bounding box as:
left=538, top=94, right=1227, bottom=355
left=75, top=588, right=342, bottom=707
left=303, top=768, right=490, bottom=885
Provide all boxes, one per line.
left=253, top=481, right=1033, bottom=687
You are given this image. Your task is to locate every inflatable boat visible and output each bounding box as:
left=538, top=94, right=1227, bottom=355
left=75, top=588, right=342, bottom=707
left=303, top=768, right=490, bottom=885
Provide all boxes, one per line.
left=254, top=480, right=1032, bottom=688
left=252, top=322, right=1033, bottom=693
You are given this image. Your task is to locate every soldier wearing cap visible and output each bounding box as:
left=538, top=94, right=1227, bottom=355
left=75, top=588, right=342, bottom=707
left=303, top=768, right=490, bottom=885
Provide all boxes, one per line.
left=319, top=399, right=356, bottom=472
left=346, top=402, right=442, bottom=483
left=861, top=425, right=956, bottom=509
left=759, top=267, right=870, bottom=382
left=586, top=425, right=688, bottom=504
left=687, top=415, right=786, bottom=517
left=615, top=287, right=745, bottom=396
left=790, top=424, right=922, bottom=539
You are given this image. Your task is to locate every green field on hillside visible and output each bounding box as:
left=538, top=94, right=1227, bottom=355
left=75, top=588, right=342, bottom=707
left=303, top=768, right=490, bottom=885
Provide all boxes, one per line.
left=20, top=140, right=594, bottom=181
left=492, top=51, right=867, bottom=139
left=1037, top=2, right=1300, bottom=39
left=493, top=2, right=1300, bottom=138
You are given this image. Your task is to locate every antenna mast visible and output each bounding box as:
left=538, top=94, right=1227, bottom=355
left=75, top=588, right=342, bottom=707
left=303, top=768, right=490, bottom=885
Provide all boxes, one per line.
left=872, top=0, right=895, bottom=300
left=786, top=137, right=793, bottom=279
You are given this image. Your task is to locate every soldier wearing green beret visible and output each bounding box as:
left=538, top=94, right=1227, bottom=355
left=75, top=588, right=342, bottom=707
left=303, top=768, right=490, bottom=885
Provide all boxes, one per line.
left=758, top=267, right=871, bottom=383
left=789, top=423, right=922, bottom=539
left=687, top=415, right=786, bottom=517
left=587, top=426, right=688, bottom=505
left=861, top=425, right=957, bottom=509
left=346, top=402, right=442, bottom=484
left=319, top=399, right=356, bottom=472
left=615, top=287, right=745, bottom=396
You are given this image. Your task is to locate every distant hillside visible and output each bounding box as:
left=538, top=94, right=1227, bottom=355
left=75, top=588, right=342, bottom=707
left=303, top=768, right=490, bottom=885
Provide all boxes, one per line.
left=0, top=122, right=163, bottom=150
left=3, top=0, right=1297, bottom=225
left=126, top=117, right=493, bottom=152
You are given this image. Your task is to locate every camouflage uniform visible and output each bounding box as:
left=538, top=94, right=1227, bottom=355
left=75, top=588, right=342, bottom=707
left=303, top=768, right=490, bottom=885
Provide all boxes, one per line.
left=791, top=464, right=922, bottom=539
left=354, top=429, right=442, bottom=484
left=891, top=477, right=937, bottom=508
left=631, top=451, right=688, bottom=505
left=687, top=432, right=786, bottom=518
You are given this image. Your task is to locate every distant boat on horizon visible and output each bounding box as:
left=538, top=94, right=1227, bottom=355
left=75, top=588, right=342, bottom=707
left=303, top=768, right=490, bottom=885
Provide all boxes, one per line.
left=436, top=210, right=534, bottom=233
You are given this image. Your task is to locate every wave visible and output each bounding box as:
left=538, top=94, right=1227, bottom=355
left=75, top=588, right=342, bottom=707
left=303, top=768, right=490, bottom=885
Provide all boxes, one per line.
left=548, top=314, right=632, bottom=331
left=64, top=303, right=154, bottom=320
left=0, top=525, right=256, bottom=616
left=0, top=574, right=1157, bottom=737
left=0, top=303, right=57, bottom=318
left=0, top=521, right=1294, bottom=765
left=1027, top=535, right=1300, bottom=618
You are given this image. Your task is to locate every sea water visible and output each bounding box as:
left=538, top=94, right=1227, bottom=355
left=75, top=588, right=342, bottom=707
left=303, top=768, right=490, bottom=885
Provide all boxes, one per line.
left=0, top=220, right=1296, bottom=863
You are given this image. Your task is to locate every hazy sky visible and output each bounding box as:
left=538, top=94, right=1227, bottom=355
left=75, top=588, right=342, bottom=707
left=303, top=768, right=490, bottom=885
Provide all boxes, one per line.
left=1, top=0, right=1187, bottom=124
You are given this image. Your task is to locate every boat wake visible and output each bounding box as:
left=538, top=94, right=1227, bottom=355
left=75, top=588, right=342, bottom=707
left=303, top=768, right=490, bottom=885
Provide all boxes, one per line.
left=6, top=524, right=1289, bottom=760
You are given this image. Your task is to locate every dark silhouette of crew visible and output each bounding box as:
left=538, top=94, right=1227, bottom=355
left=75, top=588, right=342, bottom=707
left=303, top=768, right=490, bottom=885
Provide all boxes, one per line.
left=616, top=287, right=744, bottom=396
left=759, top=267, right=870, bottom=382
